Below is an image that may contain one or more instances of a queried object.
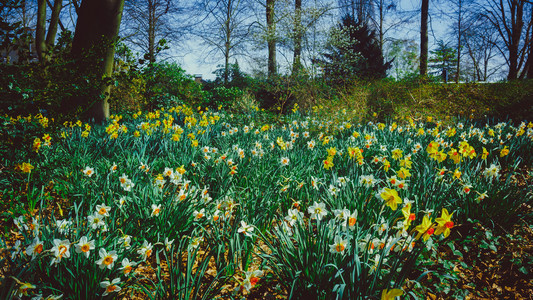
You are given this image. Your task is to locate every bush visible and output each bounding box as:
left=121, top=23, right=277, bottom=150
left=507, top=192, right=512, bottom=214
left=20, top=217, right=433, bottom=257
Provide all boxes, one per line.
left=141, top=62, right=205, bottom=110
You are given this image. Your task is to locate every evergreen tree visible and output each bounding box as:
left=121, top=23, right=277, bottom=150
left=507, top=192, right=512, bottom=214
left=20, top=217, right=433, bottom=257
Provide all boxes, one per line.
left=429, top=40, right=458, bottom=82
left=318, top=15, right=392, bottom=82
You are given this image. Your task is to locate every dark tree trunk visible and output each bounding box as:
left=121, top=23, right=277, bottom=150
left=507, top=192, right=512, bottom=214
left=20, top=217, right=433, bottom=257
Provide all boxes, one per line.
left=70, top=0, right=125, bottom=122
left=506, top=0, right=524, bottom=80
left=223, top=0, right=232, bottom=85
left=292, top=0, right=302, bottom=76
left=266, top=0, right=277, bottom=78
left=456, top=0, right=462, bottom=83
left=148, top=0, right=155, bottom=63
left=527, top=6, right=533, bottom=79
left=45, top=0, right=62, bottom=47
left=36, top=0, right=62, bottom=63
left=35, top=0, right=47, bottom=62
left=420, top=0, right=429, bottom=77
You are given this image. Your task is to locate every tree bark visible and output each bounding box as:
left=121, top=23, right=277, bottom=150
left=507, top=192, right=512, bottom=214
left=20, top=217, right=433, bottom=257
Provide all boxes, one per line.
left=35, top=0, right=62, bottom=63
left=420, top=0, right=429, bottom=77
left=224, top=0, right=233, bottom=85
left=292, top=0, right=302, bottom=76
left=70, top=0, right=125, bottom=122
left=266, top=0, right=277, bottom=78
left=527, top=6, right=533, bottom=79
left=148, top=0, right=156, bottom=63
left=35, top=0, right=47, bottom=62
left=45, top=0, right=62, bottom=48
left=455, top=0, right=462, bottom=83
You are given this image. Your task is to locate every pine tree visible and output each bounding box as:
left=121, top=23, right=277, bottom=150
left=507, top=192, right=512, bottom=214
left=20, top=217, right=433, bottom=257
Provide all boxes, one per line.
left=318, top=15, right=392, bottom=82
left=429, top=40, right=458, bottom=82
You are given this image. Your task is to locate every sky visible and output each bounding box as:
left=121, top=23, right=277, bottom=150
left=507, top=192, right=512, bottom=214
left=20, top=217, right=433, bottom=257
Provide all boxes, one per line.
left=174, top=0, right=451, bottom=81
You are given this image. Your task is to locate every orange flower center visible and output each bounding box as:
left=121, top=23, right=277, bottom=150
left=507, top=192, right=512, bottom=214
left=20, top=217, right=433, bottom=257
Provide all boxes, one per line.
left=146, top=249, right=152, bottom=258
left=35, top=244, right=43, bottom=254
left=81, top=244, right=90, bottom=252
left=336, top=244, right=345, bottom=252
left=104, top=256, right=114, bottom=265
left=409, top=214, right=416, bottom=221
left=124, top=266, right=132, bottom=274
left=99, top=208, right=107, bottom=215
left=58, top=245, right=67, bottom=256
left=445, top=221, right=454, bottom=228
left=106, top=285, right=117, bottom=293
left=153, top=208, right=160, bottom=215
left=427, top=228, right=435, bottom=235
left=349, top=218, right=356, bottom=226
left=250, top=277, right=259, bottom=286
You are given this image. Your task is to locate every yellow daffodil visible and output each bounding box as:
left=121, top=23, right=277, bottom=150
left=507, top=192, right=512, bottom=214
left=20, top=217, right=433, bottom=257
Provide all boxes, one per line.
left=396, top=167, right=411, bottom=179
left=415, top=215, right=434, bottom=242
left=435, top=208, right=454, bottom=238
left=380, top=188, right=402, bottom=211
left=500, top=146, right=509, bottom=157
left=381, top=288, right=403, bottom=300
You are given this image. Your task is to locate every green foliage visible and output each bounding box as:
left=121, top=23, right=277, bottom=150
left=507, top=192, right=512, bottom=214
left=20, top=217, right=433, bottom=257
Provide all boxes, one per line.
left=388, top=39, right=419, bottom=80
left=318, top=15, right=391, bottom=83
left=429, top=40, right=458, bottom=82
left=142, top=62, right=204, bottom=110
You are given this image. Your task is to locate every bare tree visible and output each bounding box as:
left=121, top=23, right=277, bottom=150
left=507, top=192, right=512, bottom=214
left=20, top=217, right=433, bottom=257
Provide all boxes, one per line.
left=196, top=0, right=251, bottom=84
left=338, top=0, right=373, bottom=23
left=122, top=0, right=192, bottom=63
left=482, top=0, right=532, bottom=79
left=462, top=12, right=502, bottom=81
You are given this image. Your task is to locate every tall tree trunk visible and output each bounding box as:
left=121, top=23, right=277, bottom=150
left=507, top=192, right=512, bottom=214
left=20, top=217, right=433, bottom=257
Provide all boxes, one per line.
left=507, top=0, right=524, bottom=80
left=266, top=0, right=277, bottom=78
left=455, top=0, right=462, bottom=83
left=35, top=0, right=47, bottom=62
left=35, top=0, right=62, bottom=63
left=70, top=0, right=125, bottom=122
left=420, top=0, right=429, bottom=77
left=45, top=0, right=62, bottom=48
left=148, top=0, right=155, bottom=63
left=224, top=0, right=233, bottom=85
left=527, top=5, right=533, bottom=79
left=292, top=0, right=302, bottom=76
left=379, top=0, right=383, bottom=54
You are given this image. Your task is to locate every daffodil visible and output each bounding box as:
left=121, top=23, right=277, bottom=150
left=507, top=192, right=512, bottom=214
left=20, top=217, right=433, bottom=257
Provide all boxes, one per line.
left=100, top=278, right=121, bottom=296
left=379, top=188, right=402, bottom=211
left=96, top=203, right=111, bottom=217
left=435, top=208, right=454, bottom=238
left=396, top=167, right=411, bottom=179
left=75, top=236, right=95, bottom=258
left=82, top=166, right=95, bottom=177
left=26, top=237, right=44, bottom=259
left=120, top=258, right=136, bottom=275
left=381, top=288, right=403, bottom=300
left=50, top=239, right=71, bottom=265
left=329, top=236, right=349, bottom=254
left=238, top=221, right=254, bottom=237
left=96, top=248, right=118, bottom=269
left=415, top=215, right=434, bottom=242
left=137, top=240, right=153, bottom=261
left=308, top=202, right=328, bottom=220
